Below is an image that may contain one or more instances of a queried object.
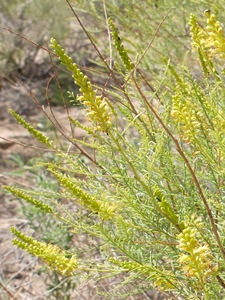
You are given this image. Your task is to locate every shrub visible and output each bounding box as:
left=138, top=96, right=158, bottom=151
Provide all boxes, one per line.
left=4, top=3, right=225, bottom=299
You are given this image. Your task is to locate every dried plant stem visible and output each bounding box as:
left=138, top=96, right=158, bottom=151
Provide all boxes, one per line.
left=0, top=281, right=17, bottom=300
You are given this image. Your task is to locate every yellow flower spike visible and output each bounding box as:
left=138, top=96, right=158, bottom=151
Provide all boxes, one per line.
left=171, top=76, right=214, bottom=144
left=189, top=13, right=223, bottom=78
left=11, top=227, right=78, bottom=276
left=204, top=12, right=225, bottom=59
left=4, top=186, right=54, bottom=214
left=177, top=217, right=216, bottom=284
left=48, top=168, right=116, bottom=220
left=50, top=38, right=112, bottom=133
left=190, top=12, right=225, bottom=63
left=9, top=109, right=53, bottom=148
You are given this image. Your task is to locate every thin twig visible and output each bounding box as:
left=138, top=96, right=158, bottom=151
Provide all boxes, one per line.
left=45, top=74, right=65, bottom=131
left=216, top=275, right=225, bottom=289
left=0, top=136, right=55, bottom=152
left=0, top=281, right=17, bottom=300
left=1, top=26, right=56, bottom=57
left=127, top=8, right=174, bottom=82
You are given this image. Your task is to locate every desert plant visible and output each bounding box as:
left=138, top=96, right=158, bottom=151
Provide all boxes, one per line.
left=4, top=3, right=225, bottom=300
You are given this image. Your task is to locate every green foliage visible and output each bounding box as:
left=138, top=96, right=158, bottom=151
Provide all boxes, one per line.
left=5, top=3, right=225, bottom=300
